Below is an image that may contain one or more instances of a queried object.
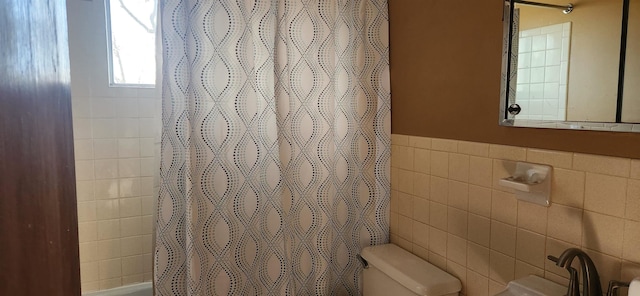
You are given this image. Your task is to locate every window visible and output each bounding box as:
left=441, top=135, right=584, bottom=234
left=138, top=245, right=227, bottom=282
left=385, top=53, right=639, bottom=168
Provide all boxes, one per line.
left=106, top=0, right=157, bottom=86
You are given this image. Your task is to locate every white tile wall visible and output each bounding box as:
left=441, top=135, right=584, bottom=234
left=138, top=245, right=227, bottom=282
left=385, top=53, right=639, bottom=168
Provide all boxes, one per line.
left=73, top=90, right=160, bottom=293
left=67, top=0, right=161, bottom=292
left=516, top=23, right=571, bottom=121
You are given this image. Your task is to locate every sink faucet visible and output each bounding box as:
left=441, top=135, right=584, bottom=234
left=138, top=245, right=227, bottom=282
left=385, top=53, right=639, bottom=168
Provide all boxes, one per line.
left=548, top=248, right=602, bottom=296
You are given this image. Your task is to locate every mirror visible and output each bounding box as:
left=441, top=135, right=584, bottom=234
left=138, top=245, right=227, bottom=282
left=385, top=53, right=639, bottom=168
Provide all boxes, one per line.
left=500, top=0, right=640, bottom=132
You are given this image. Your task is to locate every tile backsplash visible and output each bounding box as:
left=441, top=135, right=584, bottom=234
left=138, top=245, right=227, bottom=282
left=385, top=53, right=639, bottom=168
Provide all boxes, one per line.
left=390, top=134, right=640, bottom=296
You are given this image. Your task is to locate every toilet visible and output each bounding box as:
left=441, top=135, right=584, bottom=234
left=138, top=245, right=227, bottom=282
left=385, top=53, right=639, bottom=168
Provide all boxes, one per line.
left=360, top=244, right=461, bottom=296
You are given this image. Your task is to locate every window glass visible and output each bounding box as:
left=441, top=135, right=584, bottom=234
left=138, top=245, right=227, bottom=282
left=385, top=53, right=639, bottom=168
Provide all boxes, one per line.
left=106, top=0, right=157, bottom=86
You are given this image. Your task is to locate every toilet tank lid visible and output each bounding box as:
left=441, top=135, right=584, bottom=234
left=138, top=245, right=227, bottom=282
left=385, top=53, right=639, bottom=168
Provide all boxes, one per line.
left=361, top=244, right=461, bottom=296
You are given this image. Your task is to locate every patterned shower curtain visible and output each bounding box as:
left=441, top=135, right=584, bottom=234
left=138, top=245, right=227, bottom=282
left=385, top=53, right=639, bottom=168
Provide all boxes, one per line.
left=154, top=0, right=390, bottom=295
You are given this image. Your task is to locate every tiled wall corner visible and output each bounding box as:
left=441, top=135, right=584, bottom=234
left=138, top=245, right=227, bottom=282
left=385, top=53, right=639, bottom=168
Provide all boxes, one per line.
left=74, top=94, right=160, bottom=292
left=390, top=134, right=640, bottom=296
left=68, top=0, right=160, bottom=292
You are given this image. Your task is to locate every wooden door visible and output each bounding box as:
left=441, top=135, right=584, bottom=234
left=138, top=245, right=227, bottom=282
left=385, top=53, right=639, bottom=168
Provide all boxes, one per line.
left=0, top=0, right=81, bottom=295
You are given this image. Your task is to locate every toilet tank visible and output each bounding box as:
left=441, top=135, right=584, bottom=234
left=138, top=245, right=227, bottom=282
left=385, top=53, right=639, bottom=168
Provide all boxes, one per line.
left=360, top=244, right=461, bottom=296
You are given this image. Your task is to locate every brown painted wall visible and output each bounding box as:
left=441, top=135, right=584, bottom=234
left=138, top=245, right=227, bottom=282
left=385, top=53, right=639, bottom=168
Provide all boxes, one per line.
left=389, top=0, right=640, bottom=159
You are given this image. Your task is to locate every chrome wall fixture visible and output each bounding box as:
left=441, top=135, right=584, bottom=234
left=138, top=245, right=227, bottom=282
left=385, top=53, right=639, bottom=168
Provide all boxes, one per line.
left=514, top=0, right=574, bottom=14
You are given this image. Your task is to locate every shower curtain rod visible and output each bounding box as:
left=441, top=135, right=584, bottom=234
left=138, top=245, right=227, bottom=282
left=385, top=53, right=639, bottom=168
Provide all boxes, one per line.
left=514, top=0, right=574, bottom=14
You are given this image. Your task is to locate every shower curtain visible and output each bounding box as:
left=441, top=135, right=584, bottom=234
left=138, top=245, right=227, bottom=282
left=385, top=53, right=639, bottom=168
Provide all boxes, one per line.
left=154, top=0, right=390, bottom=295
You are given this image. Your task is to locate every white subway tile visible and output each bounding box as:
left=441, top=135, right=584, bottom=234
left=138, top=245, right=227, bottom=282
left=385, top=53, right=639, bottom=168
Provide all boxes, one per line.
left=119, top=178, right=141, bottom=198
left=140, top=138, right=155, bottom=157
left=118, top=139, right=140, bottom=158
left=91, top=98, right=116, bottom=118
left=93, top=139, right=119, bottom=159
left=95, top=179, right=119, bottom=199
left=115, top=98, right=139, bottom=118
left=138, top=99, right=157, bottom=118
left=73, top=118, right=93, bottom=139
left=92, top=119, right=117, bottom=139
left=117, top=118, right=140, bottom=138
left=75, top=160, right=95, bottom=181
left=74, top=140, right=94, bottom=160
left=118, top=159, right=141, bottom=178
left=94, top=159, right=118, bottom=179
left=138, top=119, right=157, bottom=138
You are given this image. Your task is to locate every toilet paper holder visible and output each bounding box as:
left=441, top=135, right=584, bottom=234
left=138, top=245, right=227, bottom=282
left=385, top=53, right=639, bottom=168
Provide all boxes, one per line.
left=498, top=162, right=552, bottom=207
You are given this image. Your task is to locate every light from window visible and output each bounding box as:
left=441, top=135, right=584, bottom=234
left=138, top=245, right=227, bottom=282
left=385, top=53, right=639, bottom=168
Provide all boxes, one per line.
left=106, top=0, right=157, bottom=86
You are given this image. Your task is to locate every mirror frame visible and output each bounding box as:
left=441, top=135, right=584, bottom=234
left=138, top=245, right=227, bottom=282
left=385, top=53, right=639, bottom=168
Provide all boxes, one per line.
left=499, top=0, right=640, bottom=133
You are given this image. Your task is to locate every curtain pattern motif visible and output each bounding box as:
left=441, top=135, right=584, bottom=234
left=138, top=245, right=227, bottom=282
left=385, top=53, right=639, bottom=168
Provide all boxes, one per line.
left=155, top=0, right=390, bottom=295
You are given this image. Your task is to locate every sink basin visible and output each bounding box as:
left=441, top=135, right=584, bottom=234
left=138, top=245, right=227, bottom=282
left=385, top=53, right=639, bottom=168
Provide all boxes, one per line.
left=495, top=275, right=566, bottom=296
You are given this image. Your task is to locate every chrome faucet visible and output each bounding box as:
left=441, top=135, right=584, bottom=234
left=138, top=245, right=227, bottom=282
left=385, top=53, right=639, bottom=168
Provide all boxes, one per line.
left=547, top=248, right=602, bottom=296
